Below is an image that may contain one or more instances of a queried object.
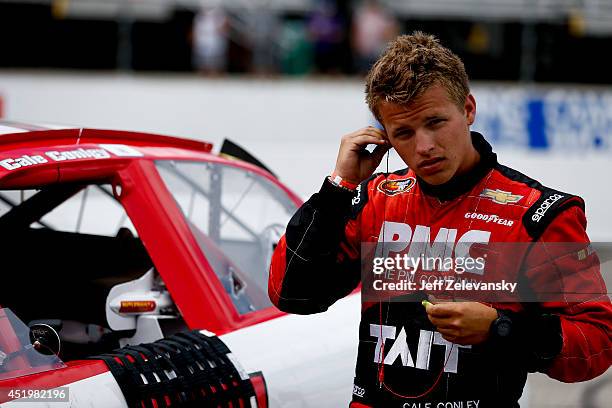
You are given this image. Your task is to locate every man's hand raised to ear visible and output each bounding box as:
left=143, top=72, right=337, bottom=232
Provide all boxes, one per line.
left=333, top=126, right=390, bottom=185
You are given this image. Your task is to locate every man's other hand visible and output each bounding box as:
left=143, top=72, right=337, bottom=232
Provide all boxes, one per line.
left=424, top=301, right=498, bottom=345
left=333, top=126, right=391, bottom=185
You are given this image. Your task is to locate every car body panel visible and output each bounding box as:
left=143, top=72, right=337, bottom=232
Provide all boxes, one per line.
left=220, top=295, right=360, bottom=407
left=0, top=370, right=128, bottom=407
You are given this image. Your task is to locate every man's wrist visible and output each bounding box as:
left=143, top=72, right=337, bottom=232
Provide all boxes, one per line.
left=490, top=308, right=513, bottom=340
left=317, top=177, right=357, bottom=212
left=489, top=308, right=563, bottom=370
left=328, top=171, right=359, bottom=191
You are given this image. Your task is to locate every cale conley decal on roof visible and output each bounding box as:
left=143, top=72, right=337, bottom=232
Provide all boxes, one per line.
left=0, top=144, right=142, bottom=171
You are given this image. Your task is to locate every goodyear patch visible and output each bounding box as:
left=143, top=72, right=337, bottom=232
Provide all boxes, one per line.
left=377, top=177, right=416, bottom=196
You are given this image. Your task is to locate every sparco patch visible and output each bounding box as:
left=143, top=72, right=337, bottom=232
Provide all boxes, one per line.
left=377, top=177, right=416, bottom=196
left=531, top=193, right=564, bottom=222
left=522, top=189, right=584, bottom=240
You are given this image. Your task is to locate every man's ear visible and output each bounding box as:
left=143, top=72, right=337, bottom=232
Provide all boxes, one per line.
left=380, top=124, right=390, bottom=142
left=465, top=94, right=476, bottom=125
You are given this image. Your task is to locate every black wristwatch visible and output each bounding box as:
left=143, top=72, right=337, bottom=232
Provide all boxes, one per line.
left=489, top=309, right=562, bottom=370
left=490, top=309, right=514, bottom=339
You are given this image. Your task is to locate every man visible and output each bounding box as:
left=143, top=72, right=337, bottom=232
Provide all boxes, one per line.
left=269, top=32, right=611, bottom=407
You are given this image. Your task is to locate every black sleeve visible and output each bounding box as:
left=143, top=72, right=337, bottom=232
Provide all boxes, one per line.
left=490, top=308, right=563, bottom=373
left=273, top=178, right=363, bottom=314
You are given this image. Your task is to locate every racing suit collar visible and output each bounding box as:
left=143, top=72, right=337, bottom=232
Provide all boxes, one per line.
left=417, top=131, right=497, bottom=202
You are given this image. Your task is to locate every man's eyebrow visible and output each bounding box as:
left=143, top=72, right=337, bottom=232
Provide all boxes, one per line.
left=393, top=126, right=413, bottom=134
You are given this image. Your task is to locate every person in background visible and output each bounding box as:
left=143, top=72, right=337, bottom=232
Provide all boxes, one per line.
left=248, top=7, right=282, bottom=75
left=307, top=0, right=346, bottom=74
left=192, top=5, right=229, bottom=75
left=352, top=0, right=399, bottom=74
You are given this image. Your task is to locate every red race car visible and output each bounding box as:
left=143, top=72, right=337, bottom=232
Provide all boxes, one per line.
left=0, top=122, right=360, bottom=407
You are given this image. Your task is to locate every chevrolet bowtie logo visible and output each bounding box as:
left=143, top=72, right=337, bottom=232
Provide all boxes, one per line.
left=480, top=189, right=523, bottom=204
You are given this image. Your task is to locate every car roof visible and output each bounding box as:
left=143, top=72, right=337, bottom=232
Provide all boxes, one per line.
left=0, top=121, right=214, bottom=156
left=0, top=121, right=295, bottom=197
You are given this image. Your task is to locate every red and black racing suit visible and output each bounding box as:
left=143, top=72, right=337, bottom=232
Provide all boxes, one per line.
left=269, top=132, right=612, bottom=407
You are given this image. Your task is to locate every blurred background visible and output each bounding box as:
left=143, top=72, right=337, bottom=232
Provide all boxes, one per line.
left=2, top=0, right=612, bottom=80
left=0, top=1, right=610, bottom=406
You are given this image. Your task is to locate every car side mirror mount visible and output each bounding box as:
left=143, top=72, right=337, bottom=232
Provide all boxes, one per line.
left=29, top=323, right=61, bottom=356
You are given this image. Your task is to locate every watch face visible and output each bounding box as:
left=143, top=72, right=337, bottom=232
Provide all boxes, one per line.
left=497, top=320, right=512, bottom=337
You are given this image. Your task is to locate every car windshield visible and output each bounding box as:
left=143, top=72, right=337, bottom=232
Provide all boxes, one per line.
left=156, top=160, right=297, bottom=314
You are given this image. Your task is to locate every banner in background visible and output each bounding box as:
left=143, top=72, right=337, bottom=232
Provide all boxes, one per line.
left=472, top=86, right=611, bottom=150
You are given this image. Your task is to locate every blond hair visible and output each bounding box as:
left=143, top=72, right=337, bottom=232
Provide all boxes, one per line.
left=365, top=32, right=469, bottom=120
